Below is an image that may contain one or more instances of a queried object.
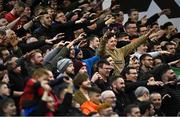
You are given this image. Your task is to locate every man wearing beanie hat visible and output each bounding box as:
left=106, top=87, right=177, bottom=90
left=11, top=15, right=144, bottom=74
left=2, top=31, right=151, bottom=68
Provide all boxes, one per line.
left=57, top=58, right=74, bottom=79
left=73, top=61, right=87, bottom=75
left=73, top=73, right=91, bottom=107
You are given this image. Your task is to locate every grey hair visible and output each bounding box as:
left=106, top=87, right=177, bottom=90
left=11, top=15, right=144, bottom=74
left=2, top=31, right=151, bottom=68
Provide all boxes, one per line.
left=135, top=86, right=149, bottom=98
left=101, top=90, right=115, bottom=101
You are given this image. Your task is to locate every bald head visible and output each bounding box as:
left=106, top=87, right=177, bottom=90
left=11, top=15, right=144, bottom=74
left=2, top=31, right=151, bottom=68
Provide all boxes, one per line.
left=150, top=93, right=162, bottom=109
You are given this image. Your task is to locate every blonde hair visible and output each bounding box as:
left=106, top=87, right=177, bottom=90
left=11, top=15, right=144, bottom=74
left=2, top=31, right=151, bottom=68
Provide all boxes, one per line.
left=32, top=68, right=49, bottom=78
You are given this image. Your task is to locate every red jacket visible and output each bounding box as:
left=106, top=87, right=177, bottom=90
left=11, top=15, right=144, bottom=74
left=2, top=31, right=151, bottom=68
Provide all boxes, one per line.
left=19, top=78, right=60, bottom=113
left=4, top=12, right=16, bottom=22
left=19, top=79, right=44, bottom=109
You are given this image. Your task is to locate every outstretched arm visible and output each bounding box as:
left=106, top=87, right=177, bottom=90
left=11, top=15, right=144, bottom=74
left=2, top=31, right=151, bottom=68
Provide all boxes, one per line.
left=120, top=29, right=154, bottom=57
left=97, top=32, right=109, bottom=56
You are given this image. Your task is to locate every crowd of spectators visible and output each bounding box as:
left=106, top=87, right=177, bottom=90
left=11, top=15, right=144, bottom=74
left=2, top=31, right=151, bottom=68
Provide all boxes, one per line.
left=0, top=0, right=180, bottom=116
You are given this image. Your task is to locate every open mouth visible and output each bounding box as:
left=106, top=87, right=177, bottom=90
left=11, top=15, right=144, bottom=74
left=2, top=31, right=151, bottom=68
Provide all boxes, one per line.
left=63, top=19, right=67, bottom=22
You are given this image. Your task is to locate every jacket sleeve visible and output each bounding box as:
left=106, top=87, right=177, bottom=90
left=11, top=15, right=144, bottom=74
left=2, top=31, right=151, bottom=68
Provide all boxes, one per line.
left=33, top=28, right=43, bottom=39
left=73, top=21, right=94, bottom=31
left=16, top=56, right=29, bottom=76
left=84, top=20, right=106, bottom=36
left=83, top=55, right=101, bottom=77
left=83, top=56, right=101, bottom=67
left=119, top=35, right=147, bottom=57
left=55, top=93, right=73, bottom=116
left=146, top=13, right=160, bottom=26
left=125, top=81, right=147, bottom=92
left=18, top=40, right=47, bottom=54
left=44, top=46, right=69, bottom=71
left=97, top=37, right=107, bottom=57
left=137, top=13, right=160, bottom=26
left=53, top=21, right=75, bottom=31
left=43, top=48, right=61, bottom=65
left=63, top=1, right=80, bottom=12
left=148, top=51, right=160, bottom=58
left=12, top=47, right=23, bottom=57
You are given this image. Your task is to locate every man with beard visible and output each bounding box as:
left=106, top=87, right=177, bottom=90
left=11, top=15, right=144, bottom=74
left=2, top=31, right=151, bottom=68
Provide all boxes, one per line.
left=152, top=64, right=180, bottom=116
left=73, top=73, right=91, bottom=107
left=4, top=1, right=25, bottom=30
left=121, top=66, right=159, bottom=103
left=150, top=92, right=165, bottom=116
left=138, top=54, right=154, bottom=81
left=23, top=50, right=44, bottom=76
left=138, top=101, right=155, bottom=117
left=33, top=13, right=54, bottom=39
left=110, top=76, right=131, bottom=116
left=56, top=58, right=75, bottom=79
left=16, top=36, right=74, bottom=77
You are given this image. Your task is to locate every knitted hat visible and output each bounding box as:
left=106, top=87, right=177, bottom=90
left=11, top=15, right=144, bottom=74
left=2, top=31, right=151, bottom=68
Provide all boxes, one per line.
left=73, top=73, right=89, bottom=89
left=57, top=58, right=72, bottom=73
left=73, top=61, right=86, bottom=75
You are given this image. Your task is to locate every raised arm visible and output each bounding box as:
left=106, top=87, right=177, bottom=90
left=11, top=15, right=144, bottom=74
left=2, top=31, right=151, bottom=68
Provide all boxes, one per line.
left=43, top=47, right=61, bottom=65
left=22, top=15, right=42, bottom=30
left=6, top=17, right=21, bottom=29
left=97, top=32, right=110, bottom=56
left=45, top=34, right=84, bottom=71
left=120, top=29, right=154, bottom=57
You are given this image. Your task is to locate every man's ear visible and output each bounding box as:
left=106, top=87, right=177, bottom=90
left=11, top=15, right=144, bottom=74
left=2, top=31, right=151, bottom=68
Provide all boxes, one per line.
left=112, top=82, right=116, bottom=88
